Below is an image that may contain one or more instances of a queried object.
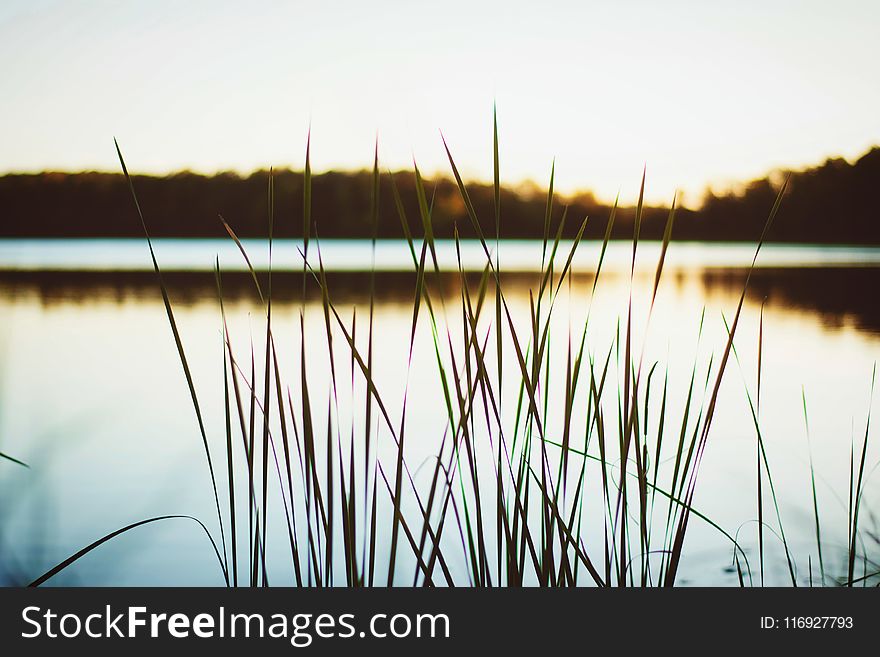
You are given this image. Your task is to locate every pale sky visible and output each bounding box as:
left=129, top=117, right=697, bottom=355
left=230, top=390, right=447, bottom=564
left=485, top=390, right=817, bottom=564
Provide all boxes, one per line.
left=1, top=0, right=878, bottom=205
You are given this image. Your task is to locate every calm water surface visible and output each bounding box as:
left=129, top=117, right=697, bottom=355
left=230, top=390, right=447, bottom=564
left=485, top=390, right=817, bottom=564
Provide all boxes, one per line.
left=1, top=240, right=879, bottom=585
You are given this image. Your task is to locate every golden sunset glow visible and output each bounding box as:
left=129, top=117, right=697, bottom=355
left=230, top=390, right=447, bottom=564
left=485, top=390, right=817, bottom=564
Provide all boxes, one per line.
left=1, top=0, right=878, bottom=204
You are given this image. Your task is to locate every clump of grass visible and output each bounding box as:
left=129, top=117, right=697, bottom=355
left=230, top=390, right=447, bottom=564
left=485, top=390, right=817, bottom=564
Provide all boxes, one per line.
left=25, top=117, right=878, bottom=587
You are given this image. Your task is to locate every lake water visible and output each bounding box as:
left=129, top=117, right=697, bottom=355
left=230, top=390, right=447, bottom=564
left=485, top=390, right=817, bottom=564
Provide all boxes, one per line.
left=1, top=239, right=879, bottom=586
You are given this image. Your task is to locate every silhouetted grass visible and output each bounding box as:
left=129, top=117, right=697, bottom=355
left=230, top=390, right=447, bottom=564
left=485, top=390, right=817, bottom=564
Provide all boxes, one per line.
left=0, top=452, right=27, bottom=468
left=23, top=122, right=879, bottom=588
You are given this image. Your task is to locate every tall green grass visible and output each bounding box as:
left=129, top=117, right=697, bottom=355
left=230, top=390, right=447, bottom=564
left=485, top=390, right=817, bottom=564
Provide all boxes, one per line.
left=23, top=123, right=879, bottom=588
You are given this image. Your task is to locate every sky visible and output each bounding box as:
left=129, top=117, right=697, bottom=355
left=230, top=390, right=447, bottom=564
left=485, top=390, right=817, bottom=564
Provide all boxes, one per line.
left=1, top=0, right=878, bottom=206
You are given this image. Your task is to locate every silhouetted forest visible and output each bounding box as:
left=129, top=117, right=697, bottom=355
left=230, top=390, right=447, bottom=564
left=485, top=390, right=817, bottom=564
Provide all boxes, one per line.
left=1, top=147, right=878, bottom=243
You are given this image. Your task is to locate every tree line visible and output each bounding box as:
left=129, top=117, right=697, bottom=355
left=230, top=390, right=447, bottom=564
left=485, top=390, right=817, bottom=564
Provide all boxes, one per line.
left=1, top=147, right=877, bottom=243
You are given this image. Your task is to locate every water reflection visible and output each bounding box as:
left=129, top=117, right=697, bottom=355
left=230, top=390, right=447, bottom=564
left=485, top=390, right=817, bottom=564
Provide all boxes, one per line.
left=2, top=264, right=879, bottom=334
left=701, top=267, right=880, bottom=334
left=1, top=245, right=879, bottom=586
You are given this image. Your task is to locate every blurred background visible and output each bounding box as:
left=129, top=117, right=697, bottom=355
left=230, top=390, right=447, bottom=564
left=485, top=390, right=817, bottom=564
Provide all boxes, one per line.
left=1, top=0, right=879, bottom=586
